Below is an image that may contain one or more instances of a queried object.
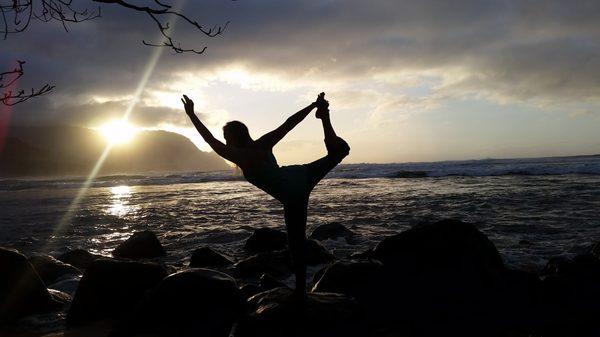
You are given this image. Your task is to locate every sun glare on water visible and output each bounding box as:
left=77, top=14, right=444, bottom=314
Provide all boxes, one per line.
left=99, top=120, right=138, bottom=144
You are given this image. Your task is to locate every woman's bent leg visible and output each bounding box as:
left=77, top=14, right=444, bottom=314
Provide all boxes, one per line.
left=283, top=199, right=308, bottom=298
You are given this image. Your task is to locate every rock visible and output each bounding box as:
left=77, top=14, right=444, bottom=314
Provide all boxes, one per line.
left=310, top=222, right=357, bottom=243
left=57, top=249, right=103, bottom=270
left=312, top=260, right=383, bottom=300
left=235, top=250, right=292, bottom=277
left=112, top=231, right=166, bottom=259
left=244, top=227, right=287, bottom=253
left=235, top=240, right=333, bottom=278
left=240, top=283, right=262, bottom=300
left=306, top=239, right=335, bottom=265
left=348, top=248, right=373, bottom=260
left=0, top=247, right=64, bottom=323
left=312, top=260, right=384, bottom=324
left=260, top=273, right=288, bottom=291
left=189, top=247, right=233, bottom=268
left=111, top=268, right=243, bottom=337
left=48, top=276, right=81, bottom=297
left=536, top=254, right=600, bottom=337
left=48, top=288, right=72, bottom=305
left=372, top=219, right=504, bottom=277
left=592, top=242, right=600, bottom=259
left=67, top=259, right=168, bottom=326
left=236, top=287, right=365, bottom=337
left=541, top=254, right=600, bottom=279
left=28, top=254, right=81, bottom=284
left=370, top=219, right=508, bottom=335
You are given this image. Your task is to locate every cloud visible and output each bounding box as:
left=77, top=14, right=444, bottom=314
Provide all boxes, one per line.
left=5, top=0, right=600, bottom=128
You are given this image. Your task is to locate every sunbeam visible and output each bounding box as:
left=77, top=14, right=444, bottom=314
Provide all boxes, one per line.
left=48, top=27, right=169, bottom=249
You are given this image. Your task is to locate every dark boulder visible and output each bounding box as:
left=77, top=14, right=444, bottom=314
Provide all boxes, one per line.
left=244, top=227, right=287, bottom=253
left=236, top=287, right=365, bottom=337
left=312, top=260, right=383, bottom=304
left=348, top=248, right=373, bottom=260
left=541, top=254, right=600, bottom=279
left=240, top=283, right=262, bottom=300
left=235, top=250, right=292, bottom=277
left=67, top=259, right=168, bottom=326
left=112, top=231, right=166, bottom=259
left=29, top=254, right=81, bottom=284
left=111, top=268, right=243, bottom=337
left=312, top=260, right=385, bottom=325
left=57, top=249, right=103, bottom=270
left=235, top=240, right=334, bottom=278
left=369, top=219, right=508, bottom=335
left=0, top=247, right=64, bottom=323
left=372, top=219, right=504, bottom=276
left=306, top=239, right=335, bottom=265
left=591, top=241, right=600, bottom=259
left=310, top=222, right=357, bottom=243
left=260, top=273, right=288, bottom=291
left=189, top=247, right=233, bottom=268
left=536, top=254, right=600, bottom=337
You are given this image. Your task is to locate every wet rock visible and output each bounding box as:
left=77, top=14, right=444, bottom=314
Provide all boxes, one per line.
left=48, top=276, right=81, bottom=297
left=29, top=254, right=81, bottom=284
left=48, top=288, right=72, bottom=305
left=112, top=231, right=166, bottom=259
left=348, top=248, right=373, bottom=260
left=260, top=273, right=288, bottom=291
left=189, top=247, right=233, bottom=268
left=369, top=219, right=508, bottom=335
left=236, top=287, right=365, bottom=337
left=244, top=227, right=287, bottom=253
left=312, top=260, right=383, bottom=303
left=0, top=247, right=64, bottom=323
left=373, top=219, right=504, bottom=276
left=57, top=249, right=103, bottom=270
left=111, top=268, right=243, bottom=337
left=536, top=254, right=600, bottom=337
left=310, top=222, right=357, bottom=243
left=591, top=241, right=600, bottom=259
left=306, top=239, right=335, bottom=265
left=235, top=250, right=292, bottom=277
left=239, top=283, right=262, bottom=300
left=541, top=254, right=600, bottom=279
left=67, top=259, right=168, bottom=326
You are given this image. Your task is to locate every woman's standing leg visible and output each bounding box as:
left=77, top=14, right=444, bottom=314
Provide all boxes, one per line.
left=283, top=199, right=308, bottom=298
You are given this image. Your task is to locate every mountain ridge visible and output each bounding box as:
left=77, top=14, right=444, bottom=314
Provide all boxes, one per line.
left=0, top=125, right=230, bottom=177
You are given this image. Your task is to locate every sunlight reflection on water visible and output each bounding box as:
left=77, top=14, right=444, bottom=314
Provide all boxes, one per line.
left=107, top=185, right=138, bottom=218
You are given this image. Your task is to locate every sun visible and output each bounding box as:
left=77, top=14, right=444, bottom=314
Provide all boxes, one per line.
left=99, top=120, right=138, bottom=144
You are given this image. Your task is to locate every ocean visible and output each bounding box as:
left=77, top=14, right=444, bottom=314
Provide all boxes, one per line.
left=1, top=154, right=600, bottom=272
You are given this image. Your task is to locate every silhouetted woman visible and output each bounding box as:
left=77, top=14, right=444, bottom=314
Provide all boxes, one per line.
left=181, top=93, right=349, bottom=298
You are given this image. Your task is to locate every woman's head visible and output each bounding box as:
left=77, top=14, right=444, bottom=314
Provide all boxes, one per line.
left=223, top=121, right=252, bottom=147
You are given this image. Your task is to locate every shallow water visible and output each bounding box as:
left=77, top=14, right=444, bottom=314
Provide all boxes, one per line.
left=2, top=169, right=600, bottom=271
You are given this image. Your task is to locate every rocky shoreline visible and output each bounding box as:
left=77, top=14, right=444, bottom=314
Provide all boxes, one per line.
left=2, top=219, right=600, bottom=337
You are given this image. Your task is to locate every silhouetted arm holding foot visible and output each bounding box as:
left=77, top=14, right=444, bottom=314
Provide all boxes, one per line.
left=256, top=100, right=318, bottom=149
left=181, top=95, right=239, bottom=163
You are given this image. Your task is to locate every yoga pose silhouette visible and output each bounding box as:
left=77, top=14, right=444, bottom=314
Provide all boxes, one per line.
left=181, top=93, right=350, bottom=297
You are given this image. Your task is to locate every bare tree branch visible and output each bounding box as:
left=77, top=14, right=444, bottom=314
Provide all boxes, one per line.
left=0, top=0, right=101, bottom=39
left=0, top=1, right=228, bottom=105
left=0, top=61, right=54, bottom=106
left=93, top=0, right=228, bottom=54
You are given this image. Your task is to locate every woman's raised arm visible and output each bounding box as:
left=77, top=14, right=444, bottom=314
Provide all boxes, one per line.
left=256, top=101, right=317, bottom=149
left=181, top=95, right=238, bottom=163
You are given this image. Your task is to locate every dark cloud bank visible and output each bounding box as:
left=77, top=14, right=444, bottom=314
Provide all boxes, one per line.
left=3, top=0, right=600, bottom=126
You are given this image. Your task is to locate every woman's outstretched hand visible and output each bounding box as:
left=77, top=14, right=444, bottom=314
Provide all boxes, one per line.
left=181, top=95, right=195, bottom=116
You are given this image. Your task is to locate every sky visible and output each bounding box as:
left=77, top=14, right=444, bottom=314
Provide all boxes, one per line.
left=3, top=0, right=600, bottom=165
